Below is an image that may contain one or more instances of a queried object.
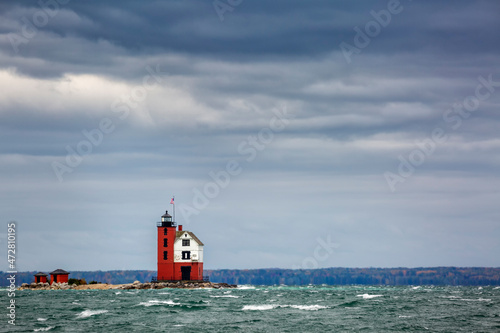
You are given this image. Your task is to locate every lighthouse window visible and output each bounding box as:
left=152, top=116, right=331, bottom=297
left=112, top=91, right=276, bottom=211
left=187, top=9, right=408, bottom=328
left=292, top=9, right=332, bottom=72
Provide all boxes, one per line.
left=164, top=228, right=168, bottom=235
left=182, top=239, right=190, bottom=246
left=163, top=251, right=168, bottom=260
left=182, top=251, right=191, bottom=260
left=163, top=239, right=168, bottom=247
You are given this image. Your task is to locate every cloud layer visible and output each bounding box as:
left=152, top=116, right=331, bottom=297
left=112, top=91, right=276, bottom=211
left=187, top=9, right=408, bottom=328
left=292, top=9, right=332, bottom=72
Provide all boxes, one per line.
left=0, top=0, right=499, bottom=271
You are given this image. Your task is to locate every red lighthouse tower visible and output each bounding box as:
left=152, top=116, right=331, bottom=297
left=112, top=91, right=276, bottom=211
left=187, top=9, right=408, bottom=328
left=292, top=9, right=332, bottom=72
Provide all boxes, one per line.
left=156, top=209, right=204, bottom=281
left=157, top=210, right=177, bottom=281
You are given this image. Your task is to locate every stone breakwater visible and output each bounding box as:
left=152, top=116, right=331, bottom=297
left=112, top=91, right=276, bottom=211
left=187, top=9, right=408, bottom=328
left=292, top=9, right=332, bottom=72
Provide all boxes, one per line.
left=18, top=280, right=237, bottom=290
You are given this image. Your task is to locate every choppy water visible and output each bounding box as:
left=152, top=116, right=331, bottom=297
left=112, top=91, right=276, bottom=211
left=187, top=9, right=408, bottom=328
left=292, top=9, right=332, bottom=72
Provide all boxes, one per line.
left=2, top=285, right=500, bottom=332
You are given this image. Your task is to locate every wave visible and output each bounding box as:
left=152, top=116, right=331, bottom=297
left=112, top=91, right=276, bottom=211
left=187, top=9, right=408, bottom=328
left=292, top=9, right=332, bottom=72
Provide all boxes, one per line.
left=357, top=294, right=383, bottom=299
left=237, top=285, right=256, bottom=290
left=76, top=310, right=108, bottom=319
left=242, top=305, right=278, bottom=311
left=289, top=305, right=328, bottom=311
left=242, top=304, right=328, bottom=311
left=34, top=326, right=55, bottom=332
left=210, top=295, right=240, bottom=298
left=338, top=300, right=360, bottom=307
left=37, top=318, right=47, bottom=321
left=138, top=300, right=180, bottom=307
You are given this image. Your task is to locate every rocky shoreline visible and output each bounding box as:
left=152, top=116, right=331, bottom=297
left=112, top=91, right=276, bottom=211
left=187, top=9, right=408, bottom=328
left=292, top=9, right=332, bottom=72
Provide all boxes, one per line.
left=18, top=280, right=237, bottom=290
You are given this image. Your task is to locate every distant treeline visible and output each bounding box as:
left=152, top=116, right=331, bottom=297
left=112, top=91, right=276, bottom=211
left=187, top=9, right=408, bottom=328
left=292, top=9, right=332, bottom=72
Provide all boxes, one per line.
left=2, top=267, right=500, bottom=286
left=206, top=267, right=500, bottom=286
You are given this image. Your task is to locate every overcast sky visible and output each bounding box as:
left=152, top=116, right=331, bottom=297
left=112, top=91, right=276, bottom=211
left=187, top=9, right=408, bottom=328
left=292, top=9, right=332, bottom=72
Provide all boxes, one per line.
left=1, top=0, right=499, bottom=272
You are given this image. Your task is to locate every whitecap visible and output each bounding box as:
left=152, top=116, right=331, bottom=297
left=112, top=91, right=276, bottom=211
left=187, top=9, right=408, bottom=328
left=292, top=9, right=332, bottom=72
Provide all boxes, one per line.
left=289, top=305, right=328, bottom=311
left=173, top=324, right=185, bottom=327
left=412, top=286, right=421, bottom=290
left=115, top=292, right=121, bottom=295
left=37, top=318, right=47, bottom=322
left=493, top=286, right=500, bottom=290
left=242, top=304, right=328, bottom=311
left=34, top=327, right=55, bottom=332
left=357, top=294, right=383, bottom=299
left=210, top=295, right=240, bottom=298
left=399, top=315, right=412, bottom=318
left=72, top=302, right=80, bottom=305
left=242, top=304, right=278, bottom=311
left=237, top=285, right=256, bottom=290
left=138, top=300, right=180, bottom=307
left=76, top=310, right=108, bottom=319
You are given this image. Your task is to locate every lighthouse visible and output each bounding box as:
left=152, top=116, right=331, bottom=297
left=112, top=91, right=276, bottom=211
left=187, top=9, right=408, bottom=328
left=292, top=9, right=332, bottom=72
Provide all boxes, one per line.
left=156, top=210, right=204, bottom=281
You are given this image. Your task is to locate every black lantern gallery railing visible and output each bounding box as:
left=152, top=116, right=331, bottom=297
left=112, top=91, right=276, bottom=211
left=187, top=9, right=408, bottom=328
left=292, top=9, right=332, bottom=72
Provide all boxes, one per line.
left=157, top=221, right=177, bottom=227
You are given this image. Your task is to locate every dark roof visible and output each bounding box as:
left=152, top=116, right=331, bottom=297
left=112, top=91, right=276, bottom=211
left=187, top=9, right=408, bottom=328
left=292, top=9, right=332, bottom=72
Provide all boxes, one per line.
left=162, top=210, right=172, bottom=218
left=176, top=231, right=204, bottom=246
left=34, top=272, right=48, bottom=277
left=50, top=269, right=70, bottom=275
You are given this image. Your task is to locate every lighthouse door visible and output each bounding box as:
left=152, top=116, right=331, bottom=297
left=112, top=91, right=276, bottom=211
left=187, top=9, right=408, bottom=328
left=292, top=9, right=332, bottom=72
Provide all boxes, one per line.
left=181, top=266, right=191, bottom=281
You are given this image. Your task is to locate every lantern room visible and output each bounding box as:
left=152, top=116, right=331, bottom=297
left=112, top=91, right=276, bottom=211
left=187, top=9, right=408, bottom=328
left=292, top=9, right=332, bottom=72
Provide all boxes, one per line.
left=158, top=210, right=176, bottom=228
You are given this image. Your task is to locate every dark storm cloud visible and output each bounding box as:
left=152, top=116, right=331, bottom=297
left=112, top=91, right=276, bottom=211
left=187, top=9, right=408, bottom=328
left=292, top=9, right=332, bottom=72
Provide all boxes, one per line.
left=2, top=0, right=500, bottom=78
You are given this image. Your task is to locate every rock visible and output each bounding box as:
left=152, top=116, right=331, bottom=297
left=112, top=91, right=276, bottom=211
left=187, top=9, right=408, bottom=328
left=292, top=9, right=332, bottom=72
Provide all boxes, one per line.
left=18, top=279, right=237, bottom=291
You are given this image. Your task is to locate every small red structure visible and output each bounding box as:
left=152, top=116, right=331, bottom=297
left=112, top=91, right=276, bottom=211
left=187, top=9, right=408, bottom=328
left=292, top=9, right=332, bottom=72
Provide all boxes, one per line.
left=50, top=269, right=70, bottom=284
left=34, top=272, right=48, bottom=284
left=156, top=210, right=204, bottom=281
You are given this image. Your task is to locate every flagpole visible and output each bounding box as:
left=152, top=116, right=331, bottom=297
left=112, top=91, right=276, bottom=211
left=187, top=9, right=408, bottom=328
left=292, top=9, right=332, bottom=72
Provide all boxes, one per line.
left=172, top=196, right=175, bottom=223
